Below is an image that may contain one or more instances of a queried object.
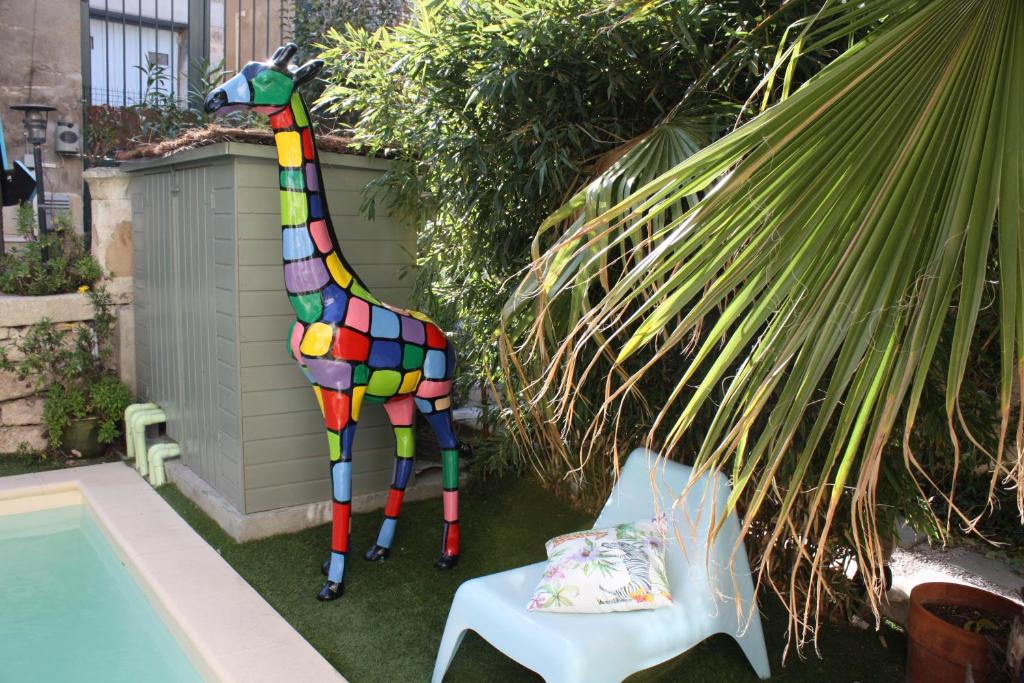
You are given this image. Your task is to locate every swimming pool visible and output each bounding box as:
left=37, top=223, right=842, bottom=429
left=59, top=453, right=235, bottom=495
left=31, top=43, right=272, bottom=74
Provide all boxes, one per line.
left=0, top=464, right=344, bottom=682
left=0, top=503, right=202, bottom=682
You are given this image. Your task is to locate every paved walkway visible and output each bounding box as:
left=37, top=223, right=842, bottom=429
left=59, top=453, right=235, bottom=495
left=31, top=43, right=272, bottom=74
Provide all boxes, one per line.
left=885, top=540, right=1024, bottom=624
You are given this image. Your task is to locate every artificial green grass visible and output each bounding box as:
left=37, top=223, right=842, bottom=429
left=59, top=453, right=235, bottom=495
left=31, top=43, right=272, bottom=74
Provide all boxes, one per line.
left=0, top=452, right=114, bottom=477
left=157, top=476, right=907, bottom=682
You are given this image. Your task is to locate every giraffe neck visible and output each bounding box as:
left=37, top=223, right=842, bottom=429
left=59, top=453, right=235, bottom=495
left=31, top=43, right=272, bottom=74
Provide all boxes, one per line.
left=269, top=93, right=375, bottom=322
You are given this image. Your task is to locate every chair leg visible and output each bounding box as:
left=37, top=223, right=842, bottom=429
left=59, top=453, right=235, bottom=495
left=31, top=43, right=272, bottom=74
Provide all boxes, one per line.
left=732, top=622, right=771, bottom=679
left=431, top=623, right=469, bottom=683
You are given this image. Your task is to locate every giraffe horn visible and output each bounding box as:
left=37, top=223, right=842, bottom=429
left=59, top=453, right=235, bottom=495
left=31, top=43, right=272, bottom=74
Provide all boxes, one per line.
left=272, top=43, right=298, bottom=67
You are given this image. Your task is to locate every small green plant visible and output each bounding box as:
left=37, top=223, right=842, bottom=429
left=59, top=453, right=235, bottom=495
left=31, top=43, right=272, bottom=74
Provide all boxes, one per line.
left=43, top=374, right=134, bottom=447
left=0, top=204, right=102, bottom=295
left=85, top=104, right=134, bottom=163
left=131, top=59, right=210, bottom=142
left=86, top=59, right=269, bottom=161
left=0, top=287, right=134, bottom=455
left=131, top=58, right=267, bottom=146
left=11, top=441, right=38, bottom=460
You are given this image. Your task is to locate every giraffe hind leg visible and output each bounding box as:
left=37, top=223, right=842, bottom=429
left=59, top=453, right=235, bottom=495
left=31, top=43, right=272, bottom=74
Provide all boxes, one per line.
left=416, top=399, right=460, bottom=569
left=366, top=395, right=416, bottom=562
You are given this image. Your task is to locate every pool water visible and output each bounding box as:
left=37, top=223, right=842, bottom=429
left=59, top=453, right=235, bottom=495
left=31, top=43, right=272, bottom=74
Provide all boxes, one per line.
left=0, top=504, right=203, bottom=682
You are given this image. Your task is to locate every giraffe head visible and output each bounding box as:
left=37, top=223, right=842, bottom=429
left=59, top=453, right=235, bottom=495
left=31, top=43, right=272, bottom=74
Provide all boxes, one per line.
left=204, top=43, right=323, bottom=116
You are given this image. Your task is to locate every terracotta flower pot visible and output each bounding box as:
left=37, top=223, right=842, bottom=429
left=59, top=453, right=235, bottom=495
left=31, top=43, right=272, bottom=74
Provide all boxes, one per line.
left=907, top=581, right=1023, bottom=683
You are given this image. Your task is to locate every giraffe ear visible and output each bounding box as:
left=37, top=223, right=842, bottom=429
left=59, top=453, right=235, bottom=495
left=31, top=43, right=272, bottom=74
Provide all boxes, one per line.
left=293, top=59, right=324, bottom=86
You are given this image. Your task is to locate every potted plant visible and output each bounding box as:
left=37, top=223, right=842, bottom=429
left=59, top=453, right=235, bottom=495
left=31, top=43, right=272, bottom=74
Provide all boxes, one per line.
left=907, top=581, right=1024, bottom=683
left=0, top=287, right=133, bottom=458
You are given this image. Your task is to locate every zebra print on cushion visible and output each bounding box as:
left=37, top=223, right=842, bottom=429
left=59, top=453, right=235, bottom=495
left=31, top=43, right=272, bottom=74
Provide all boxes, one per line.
left=528, top=518, right=673, bottom=613
left=596, top=539, right=657, bottom=605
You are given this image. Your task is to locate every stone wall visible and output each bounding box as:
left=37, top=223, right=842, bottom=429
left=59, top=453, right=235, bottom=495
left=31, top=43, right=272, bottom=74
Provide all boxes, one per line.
left=0, top=169, right=135, bottom=454
left=0, top=316, right=45, bottom=451
left=0, top=295, right=95, bottom=452
left=86, top=168, right=136, bottom=394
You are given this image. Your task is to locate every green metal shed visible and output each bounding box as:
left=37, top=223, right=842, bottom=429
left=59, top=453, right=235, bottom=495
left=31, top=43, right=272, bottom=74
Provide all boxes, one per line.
left=127, top=143, right=415, bottom=517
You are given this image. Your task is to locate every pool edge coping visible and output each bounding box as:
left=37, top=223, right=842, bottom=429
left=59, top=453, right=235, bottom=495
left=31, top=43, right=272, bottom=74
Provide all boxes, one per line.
left=0, top=463, right=346, bottom=683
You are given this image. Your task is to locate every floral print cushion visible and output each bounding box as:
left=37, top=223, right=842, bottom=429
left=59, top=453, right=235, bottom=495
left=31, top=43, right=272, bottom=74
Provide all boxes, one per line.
left=527, top=518, right=673, bottom=613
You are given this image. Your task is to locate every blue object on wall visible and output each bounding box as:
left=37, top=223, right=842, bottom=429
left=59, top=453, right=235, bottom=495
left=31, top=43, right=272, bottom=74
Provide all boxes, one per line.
left=0, top=115, right=37, bottom=206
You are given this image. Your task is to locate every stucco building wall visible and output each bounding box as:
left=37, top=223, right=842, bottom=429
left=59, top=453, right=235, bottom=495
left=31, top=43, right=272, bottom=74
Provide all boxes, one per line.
left=0, top=0, right=85, bottom=242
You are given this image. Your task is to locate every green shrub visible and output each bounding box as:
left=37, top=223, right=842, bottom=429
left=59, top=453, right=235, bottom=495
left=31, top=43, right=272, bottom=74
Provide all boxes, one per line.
left=318, top=0, right=827, bottom=403
left=292, top=0, right=408, bottom=133
left=0, top=204, right=102, bottom=296
left=0, top=287, right=134, bottom=455
left=294, top=0, right=406, bottom=52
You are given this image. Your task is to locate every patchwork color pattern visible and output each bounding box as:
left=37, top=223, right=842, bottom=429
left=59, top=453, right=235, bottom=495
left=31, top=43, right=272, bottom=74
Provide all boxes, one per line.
left=216, top=54, right=464, bottom=595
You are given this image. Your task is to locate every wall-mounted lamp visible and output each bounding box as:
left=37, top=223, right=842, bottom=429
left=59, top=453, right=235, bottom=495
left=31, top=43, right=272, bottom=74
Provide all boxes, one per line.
left=10, top=103, right=56, bottom=255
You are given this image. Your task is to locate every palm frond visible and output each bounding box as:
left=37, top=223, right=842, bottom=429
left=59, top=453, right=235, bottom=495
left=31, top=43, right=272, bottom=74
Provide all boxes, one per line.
left=501, top=0, right=1024, bottom=649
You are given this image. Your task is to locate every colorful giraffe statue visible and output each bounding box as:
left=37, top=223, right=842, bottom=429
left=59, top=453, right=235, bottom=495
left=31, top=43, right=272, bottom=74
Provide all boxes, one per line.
left=205, top=44, right=460, bottom=601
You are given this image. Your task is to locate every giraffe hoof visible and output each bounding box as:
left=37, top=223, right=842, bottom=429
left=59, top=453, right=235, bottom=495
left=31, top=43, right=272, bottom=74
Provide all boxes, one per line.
left=321, top=559, right=330, bottom=577
left=364, top=544, right=390, bottom=562
left=316, top=581, right=344, bottom=601
left=434, top=554, right=459, bottom=570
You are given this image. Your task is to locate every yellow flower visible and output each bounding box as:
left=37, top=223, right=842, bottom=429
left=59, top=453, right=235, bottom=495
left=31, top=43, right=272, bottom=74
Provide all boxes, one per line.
left=77, top=285, right=90, bottom=293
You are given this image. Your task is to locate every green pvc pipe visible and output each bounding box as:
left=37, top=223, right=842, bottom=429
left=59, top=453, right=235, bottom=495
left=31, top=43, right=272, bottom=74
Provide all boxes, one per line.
left=132, top=408, right=166, bottom=475
left=123, top=403, right=158, bottom=461
left=129, top=406, right=165, bottom=469
left=147, top=442, right=180, bottom=487
left=132, top=409, right=167, bottom=477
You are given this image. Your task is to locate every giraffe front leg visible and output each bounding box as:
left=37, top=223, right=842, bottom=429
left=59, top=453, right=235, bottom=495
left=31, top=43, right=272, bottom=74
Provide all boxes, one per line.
left=420, top=405, right=460, bottom=570
left=318, top=388, right=357, bottom=601
left=366, top=395, right=416, bottom=562
left=308, top=386, right=337, bottom=580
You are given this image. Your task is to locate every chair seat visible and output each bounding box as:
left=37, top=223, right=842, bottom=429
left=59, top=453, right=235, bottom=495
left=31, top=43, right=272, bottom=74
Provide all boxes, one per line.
left=432, top=449, right=771, bottom=682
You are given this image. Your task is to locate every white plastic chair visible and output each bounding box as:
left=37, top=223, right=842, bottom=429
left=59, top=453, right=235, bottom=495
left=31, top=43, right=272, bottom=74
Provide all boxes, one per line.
left=432, top=447, right=771, bottom=682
